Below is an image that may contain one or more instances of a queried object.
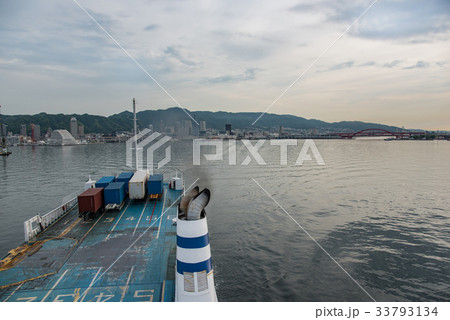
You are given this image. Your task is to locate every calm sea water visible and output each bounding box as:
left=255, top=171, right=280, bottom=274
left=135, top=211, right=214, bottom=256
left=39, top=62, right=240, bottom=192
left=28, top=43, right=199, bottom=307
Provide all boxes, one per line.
left=0, top=139, right=449, bottom=301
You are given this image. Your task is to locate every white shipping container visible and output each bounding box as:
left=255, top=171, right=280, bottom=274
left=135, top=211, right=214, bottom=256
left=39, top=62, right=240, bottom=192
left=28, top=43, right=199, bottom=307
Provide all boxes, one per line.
left=129, top=170, right=148, bottom=199
left=171, top=177, right=183, bottom=191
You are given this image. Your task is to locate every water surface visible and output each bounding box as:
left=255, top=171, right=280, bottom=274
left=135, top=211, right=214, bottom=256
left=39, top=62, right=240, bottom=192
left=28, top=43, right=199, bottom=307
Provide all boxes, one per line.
left=0, top=139, right=448, bottom=301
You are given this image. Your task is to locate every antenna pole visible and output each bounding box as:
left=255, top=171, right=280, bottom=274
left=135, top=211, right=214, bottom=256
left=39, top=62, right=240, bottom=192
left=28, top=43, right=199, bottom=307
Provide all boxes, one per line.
left=0, top=105, right=5, bottom=148
left=133, top=98, right=138, bottom=170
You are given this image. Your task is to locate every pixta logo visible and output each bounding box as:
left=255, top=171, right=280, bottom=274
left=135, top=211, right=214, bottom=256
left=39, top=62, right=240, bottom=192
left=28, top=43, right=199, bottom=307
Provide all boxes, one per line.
left=193, top=139, right=325, bottom=166
left=126, top=129, right=171, bottom=174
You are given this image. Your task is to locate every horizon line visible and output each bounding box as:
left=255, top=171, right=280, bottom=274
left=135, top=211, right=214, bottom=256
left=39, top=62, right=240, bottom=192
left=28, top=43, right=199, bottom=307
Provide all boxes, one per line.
left=2, top=107, right=449, bottom=131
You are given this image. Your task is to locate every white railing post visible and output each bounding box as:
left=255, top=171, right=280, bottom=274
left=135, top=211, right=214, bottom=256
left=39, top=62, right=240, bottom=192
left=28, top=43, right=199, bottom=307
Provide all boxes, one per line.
left=23, top=197, right=78, bottom=242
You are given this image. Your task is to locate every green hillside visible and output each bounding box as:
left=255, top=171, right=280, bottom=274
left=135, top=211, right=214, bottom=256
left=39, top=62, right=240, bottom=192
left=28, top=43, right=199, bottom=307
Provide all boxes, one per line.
left=1, top=108, right=403, bottom=135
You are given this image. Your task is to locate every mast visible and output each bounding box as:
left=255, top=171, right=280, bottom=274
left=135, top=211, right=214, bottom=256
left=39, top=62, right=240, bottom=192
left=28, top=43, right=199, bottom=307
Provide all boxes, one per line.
left=133, top=98, right=138, bottom=170
left=0, top=105, right=6, bottom=148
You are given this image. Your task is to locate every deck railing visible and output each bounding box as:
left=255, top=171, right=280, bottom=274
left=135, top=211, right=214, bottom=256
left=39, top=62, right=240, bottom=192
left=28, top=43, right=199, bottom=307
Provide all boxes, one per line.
left=23, top=197, right=78, bottom=242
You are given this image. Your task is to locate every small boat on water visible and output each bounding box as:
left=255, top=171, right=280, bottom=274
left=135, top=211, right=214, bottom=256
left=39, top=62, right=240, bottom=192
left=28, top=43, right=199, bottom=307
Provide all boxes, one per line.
left=0, top=148, right=12, bottom=156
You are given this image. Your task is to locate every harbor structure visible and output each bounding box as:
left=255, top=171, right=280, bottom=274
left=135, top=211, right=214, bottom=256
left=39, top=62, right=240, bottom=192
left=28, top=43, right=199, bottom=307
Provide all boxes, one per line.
left=30, top=124, right=41, bottom=142
left=48, top=129, right=78, bottom=145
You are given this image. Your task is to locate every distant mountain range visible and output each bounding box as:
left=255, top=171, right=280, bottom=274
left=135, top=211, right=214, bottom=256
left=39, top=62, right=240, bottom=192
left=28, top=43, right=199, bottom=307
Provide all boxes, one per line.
left=2, top=107, right=403, bottom=135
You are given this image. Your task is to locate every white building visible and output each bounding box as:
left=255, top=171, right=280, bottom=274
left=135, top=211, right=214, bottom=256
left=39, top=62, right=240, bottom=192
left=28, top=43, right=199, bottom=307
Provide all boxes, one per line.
left=200, top=121, right=206, bottom=132
left=49, top=130, right=78, bottom=145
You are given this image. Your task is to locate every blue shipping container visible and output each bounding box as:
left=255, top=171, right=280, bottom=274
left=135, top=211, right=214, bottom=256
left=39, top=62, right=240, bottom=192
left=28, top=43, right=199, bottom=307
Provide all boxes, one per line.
left=96, top=176, right=116, bottom=189
left=104, top=182, right=126, bottom=205
left=117, top=172, right=134, bottom=193
left=148, top=174, right=163, bottom=195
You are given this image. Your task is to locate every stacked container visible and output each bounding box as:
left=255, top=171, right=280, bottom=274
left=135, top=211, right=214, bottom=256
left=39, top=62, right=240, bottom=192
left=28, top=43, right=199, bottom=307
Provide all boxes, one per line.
left=129, top=170, right=149, bottom=200
left=78, top=188, right=104, bottom=215
left=148, top=174, right=164, bottom=196
left=116, top=172, right=134, bottom=193
left=104, top=182, right=126, bottom=205
left=95, top=176, right=116, bottom=189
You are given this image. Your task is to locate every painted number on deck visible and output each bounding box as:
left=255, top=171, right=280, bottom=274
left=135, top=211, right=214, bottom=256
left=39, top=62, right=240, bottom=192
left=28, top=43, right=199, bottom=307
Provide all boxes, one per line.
left=134, top=289, right=154, bottom=302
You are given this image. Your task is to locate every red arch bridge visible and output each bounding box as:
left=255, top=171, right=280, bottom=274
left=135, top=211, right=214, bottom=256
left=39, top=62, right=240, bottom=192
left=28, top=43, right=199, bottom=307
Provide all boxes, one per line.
left=331, top=129, right=425, bottom=139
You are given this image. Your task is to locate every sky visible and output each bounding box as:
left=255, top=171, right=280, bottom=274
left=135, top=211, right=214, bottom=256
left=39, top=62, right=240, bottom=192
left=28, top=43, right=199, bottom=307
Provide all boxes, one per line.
left=0, top=0, right=449, bottom=130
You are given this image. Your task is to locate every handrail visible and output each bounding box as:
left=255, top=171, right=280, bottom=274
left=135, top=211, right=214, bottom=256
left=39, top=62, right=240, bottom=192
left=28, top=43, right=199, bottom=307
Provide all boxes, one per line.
left=23, top=197, right=78, bottom=243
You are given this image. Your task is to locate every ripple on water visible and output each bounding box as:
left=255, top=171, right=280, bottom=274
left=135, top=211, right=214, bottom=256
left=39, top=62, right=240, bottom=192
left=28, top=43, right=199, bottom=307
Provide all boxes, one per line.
left=2, top=141, right=450, bottom=301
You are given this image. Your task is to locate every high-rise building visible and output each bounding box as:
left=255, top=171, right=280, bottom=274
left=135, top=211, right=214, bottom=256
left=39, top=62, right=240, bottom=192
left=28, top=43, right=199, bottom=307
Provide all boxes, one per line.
left=78, top=125, right=84, bottom=137
left=175, top=121, right=182, bottom=137
left=70, top=117, right=78, bottom=139
left=33, top=124, right=41, bottom=141
left=182, top=120, right=192, bottom=136
left=30, top=124, right=36, bottom=142
left=20, top=124, right=27, bottom=137
left=1, top=123, right=7, bottom=137
left=47, top=127, right=53, bottom=138
left=225, top=124, right=232, bottom=135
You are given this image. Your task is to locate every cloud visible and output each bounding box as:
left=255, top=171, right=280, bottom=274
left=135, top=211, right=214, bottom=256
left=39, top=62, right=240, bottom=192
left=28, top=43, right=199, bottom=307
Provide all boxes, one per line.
left=328, top=60, right=354, bottom=71
left=290, top=0, right=450, bottom=41
left=350, top=0, right=450, bottom=41
left=383, top=60, right=402, bottom=68
left=290, top=3, right=315, bottom=12
left=143, top=24, right=158, bottom=31
left=202, top=68, right=260, bottom=84
left=358, top=61, right=377, bottom=67
left=163, top=46, right=197, bottom=66
left=1, top=0, right=449, bottom=130
left=403, top=61, right=430, bottom=70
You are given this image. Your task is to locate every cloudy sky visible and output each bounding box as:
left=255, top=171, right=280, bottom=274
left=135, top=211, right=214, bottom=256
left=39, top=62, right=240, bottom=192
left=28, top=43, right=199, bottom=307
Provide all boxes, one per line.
left=0, top=0, right=449, bottom=129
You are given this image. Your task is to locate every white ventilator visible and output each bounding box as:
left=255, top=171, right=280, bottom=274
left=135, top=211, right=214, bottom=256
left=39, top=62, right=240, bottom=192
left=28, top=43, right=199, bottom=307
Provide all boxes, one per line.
left=84, top=175, right=96, bottom=190
left=175, top=188, right=217, bottom=302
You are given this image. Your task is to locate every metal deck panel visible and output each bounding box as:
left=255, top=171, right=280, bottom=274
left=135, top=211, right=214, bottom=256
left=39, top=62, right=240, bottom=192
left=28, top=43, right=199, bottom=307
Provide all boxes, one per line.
left=0, top=184, right=181, bottom=302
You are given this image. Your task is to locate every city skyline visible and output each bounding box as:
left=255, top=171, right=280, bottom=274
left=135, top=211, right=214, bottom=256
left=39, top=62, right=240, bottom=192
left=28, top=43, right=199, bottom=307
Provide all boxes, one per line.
left=0, top=0, right=449, bottom=130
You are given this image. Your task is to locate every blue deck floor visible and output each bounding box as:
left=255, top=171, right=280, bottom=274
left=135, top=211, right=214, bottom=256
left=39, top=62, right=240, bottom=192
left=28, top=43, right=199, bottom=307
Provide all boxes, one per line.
left=0, top=184, right=181, bottom=302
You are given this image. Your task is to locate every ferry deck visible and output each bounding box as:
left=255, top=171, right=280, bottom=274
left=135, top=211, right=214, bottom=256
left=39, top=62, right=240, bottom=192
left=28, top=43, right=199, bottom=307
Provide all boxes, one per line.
left=0, top=184, right=181, bottom=302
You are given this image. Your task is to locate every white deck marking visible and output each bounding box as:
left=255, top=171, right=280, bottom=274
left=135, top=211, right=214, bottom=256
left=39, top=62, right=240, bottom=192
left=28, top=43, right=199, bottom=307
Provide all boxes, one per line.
left=120, top=266, right=135, bottom=302
left=106, top=200, right=132, bottom=240
left=161, top=280, right=166, bottom=302
left=3, top=283, right=23, bottom=301
left=78, top=267, right=102, bottom=302
left=133, top=197, right=149, bottom=236
left=134, top=289, right=154, bottom=302
left=86, top=179, right=199, bottom=290
left=41, top=269, right=69, bottom=302
left=156, top=191, right=167, bottom=239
